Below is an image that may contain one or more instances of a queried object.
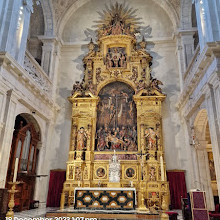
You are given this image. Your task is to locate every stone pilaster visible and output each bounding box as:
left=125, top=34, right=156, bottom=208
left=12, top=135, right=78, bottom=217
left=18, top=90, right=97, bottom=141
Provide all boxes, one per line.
left=0, top=82, right=8, bottom=136
left=33, top=120, right=55, bottom=208
left=195, top=140, right=214, bottom=211
left=181, top=118, right=198, bottom=191
left=176, top=29, right=197, bottom=91
left=16, top=0, right=33, bottom=64
left=194, top=0, right=220, bottom=51
left=191, top=145, right=201, bottom=189
left=39, top=36, right=61, bottom=98
left=204, top=0, right=220, bottom=42
left=205, top=84, right=220, bottom=198
left=39, top=37, right=58, bottom=76
left=0, top=0, right=33, bottom=65
left=0, top=90, right=18, bottom=188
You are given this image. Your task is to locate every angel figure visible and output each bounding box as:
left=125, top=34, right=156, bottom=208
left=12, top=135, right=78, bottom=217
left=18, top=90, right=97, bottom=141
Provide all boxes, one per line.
left=150, top=78, right=163, bottom=93
left=135, top=80, right=145, bottom=94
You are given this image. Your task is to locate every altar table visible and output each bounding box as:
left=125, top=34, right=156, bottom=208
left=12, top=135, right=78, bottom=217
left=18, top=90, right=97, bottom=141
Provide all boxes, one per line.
left=74, top=187, right=136, bottom=210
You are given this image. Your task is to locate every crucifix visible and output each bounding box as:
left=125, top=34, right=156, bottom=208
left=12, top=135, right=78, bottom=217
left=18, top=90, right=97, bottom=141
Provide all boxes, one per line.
left=108, top=93, right=125, bottom=128
left=137, top=151, right=149, bottom=180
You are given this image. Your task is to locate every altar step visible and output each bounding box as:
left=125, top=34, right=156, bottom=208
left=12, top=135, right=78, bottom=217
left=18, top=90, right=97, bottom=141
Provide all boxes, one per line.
left=46, top=211, right=160, bottom=219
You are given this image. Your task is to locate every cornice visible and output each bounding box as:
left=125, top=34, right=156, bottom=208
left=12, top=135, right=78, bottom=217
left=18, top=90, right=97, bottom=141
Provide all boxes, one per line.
left=175, top=27, right=198, bottom=37
left=0, top=52, right=60, bottom=112
left=60, top=37, right=176, bottom=51
left=177, top=43, right=220, bottom=111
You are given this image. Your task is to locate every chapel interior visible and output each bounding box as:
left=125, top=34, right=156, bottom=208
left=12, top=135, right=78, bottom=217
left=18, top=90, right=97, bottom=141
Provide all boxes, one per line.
left=0, top=0, right=220, bottom=220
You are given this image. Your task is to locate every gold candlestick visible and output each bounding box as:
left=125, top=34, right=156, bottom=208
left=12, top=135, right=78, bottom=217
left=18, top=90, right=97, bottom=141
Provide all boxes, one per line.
left=60, top=191, right=65, bottom=210
left=6, top=182, right=20, bottom=218
left=137, top=181, right=149, bottom=213
left=160, top=194, right=169, bottom=219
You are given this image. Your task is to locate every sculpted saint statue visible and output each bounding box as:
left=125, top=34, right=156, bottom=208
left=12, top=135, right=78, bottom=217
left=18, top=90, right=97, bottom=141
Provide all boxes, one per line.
left=76, top=127, right=87, bottom=151
left=149, top=167, right=156, bottom=181
left=145, top=127, right=158, bottom=150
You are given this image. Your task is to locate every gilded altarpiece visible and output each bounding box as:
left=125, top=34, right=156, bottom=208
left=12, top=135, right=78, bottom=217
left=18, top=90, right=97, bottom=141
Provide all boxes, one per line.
left=62, top=3, right=170, bottom=211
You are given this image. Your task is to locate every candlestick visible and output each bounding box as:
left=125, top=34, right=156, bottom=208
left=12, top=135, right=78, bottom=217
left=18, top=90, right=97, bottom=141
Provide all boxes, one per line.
left=160, top=156, right=165, bottom=181
left=137, top=181, right=150, bottom=213
left=13, top=158, right=19, bottom=183
left=6, top=182, right=19, bottom=218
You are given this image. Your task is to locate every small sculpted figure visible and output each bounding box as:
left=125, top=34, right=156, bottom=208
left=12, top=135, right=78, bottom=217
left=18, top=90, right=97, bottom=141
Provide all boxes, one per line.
left=149, top=167, right=156, bottom=181
left=87, top=82, right=97, bottom=95
left=136, top=80, right=145, bottom=94
left=150, top=78, right=163, bottom=93
left=76, top=127, right=87, bottom=151
left=72, top=81, right=83, bottom=94
left=145, top=127, right=158, bottom=150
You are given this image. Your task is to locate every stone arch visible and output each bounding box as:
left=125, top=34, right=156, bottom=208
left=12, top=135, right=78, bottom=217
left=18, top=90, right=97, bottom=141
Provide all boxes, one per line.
left=6, top=113, right=43, bottom=210
left=41, top=0, right=55, bottom=36
left=18, top=113, right=41, bottom=142
left=160, top=0, right=179, bottom=29
left=180, top=0, right=193, bottom=29
left=57, top=0, right=179, bottom=38
left=192, top=108, right=215, bottom=210
left=97, top=78, right=136, bottom=95
left=193, top=109, right=208, bottom=143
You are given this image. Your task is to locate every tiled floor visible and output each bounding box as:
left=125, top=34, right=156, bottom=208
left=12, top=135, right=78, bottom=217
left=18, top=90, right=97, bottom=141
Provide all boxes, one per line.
left=14, top=208, right=184, bottom=219
left=14, top=207, right=59, bottom=218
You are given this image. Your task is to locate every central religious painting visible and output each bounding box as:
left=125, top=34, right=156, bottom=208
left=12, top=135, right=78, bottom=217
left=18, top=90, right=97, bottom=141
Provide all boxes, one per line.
left=96, top=82, right=137, bottom=152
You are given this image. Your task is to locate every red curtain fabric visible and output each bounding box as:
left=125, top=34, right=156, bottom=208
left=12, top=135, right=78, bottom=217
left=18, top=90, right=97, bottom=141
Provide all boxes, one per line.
left=46, top=170, right=66, bottom=207
left=167, top=170, right=187, bottom=209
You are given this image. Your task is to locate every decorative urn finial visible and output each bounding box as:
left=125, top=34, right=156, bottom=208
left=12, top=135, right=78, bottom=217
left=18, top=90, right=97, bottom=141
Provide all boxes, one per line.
left=140, top=36, right=147, bottom=49
left=88, top=38, right=95, bottom=52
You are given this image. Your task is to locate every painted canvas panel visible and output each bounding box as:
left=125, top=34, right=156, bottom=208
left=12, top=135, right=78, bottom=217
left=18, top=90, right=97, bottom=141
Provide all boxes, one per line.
left=95, top=82, right=137, bottom=152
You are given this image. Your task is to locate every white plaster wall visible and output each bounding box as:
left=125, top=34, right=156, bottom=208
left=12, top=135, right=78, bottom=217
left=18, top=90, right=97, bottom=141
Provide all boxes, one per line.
left=53, top=0, right=185, bottom=171
left=62, top=0, right=174, bottom=42
left=150, top=43, right=183, bottom=170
